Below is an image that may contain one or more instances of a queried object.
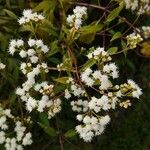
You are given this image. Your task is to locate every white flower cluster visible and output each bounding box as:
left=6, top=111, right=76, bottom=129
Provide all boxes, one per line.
left=141, top=26, right=150, bottom=39
left=71, top=99, right=88, bottom=112
left=8, top=38, right=61, bottom=119
left=0, top=62, right=5, bottom=70
left=65, top=78, right=86, bottom=99
left=64, top=47, right=142, bottom=142
left=76, top=115, right=110, bottom=142
left=0, top=106, right=32, bottom=150
left=67, top=6, right=87, bottom=29
left=120, top=79, right=142, bottom=99
left=123, top=0, right=150, bottom=14
left=9, top=39, right=49, bottom=63
left=18, top=9, right=45, bottom=25
left=126, top=32, right=143, bottom=49
left=87, top=47, right=112, bottom=61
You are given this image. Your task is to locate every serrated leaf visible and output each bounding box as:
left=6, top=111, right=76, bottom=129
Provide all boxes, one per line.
left=64, top=129, right=77, bottom=138
left=105, top=2, right=123, bottom=23
left=107, top=47, right=118, bottom=55
left=111, top=32, right=122, bottom=42
left=80, top=59, right=96, bottom=71
left=53, top=77, right=69, bottom=84
left=38, top=122, right=56, bottom=137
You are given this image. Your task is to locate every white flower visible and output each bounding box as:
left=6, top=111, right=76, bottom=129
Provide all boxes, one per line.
left=26, top=97, right=37, bottom=112
left=127, top=79, right=142, bottom=98
left=0, top=131, right=5, bottom=144
left=27, top=49, right=36, bottom=56
left=16, top=88, right=25, bottom=96
left=19, top=50, right=27, bottom=58
left=83, top=115, right=91, bottom=124
left=76, top=114, right=83, bottom=121
left=100, top=75, right=112, bottom=90
left=36, top=40, right=43, bottom=48
left=67, top=6, right=87, bottom=29
left=16, top=39, right=24, bottom=47
left=28, top=39, right=36, bottom=47
left=22, top=132, right=32, bottom=146
left=99, top=115, right=110, bottom=126
left=0, top=63, right=6, bottom=70
left=64, top=89, right=71, bottom=99
left=18, top=9, right=45, bottom=25
left=30, top=56, right=38, bottom=64
left=41, top=45, right=49, bottom=53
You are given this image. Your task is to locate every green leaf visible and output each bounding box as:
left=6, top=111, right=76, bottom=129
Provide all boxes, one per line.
left=110, top=32, right=122, bottom=42
left=53, top=77, right=69, bottom=84
left=105, top=2, right=124, bottom=23
left=80, top=59, right=96, bottom=71
left=107, top=47, right=118, bottom=55
left=48, top=41, right=60, bottom=57
left=3, top=9, right=17, bottom=19
left=39, top=112, right=49, bottom=127
left=38, top=122, right=56, bottom=137
left=79, top=22, right=103, bottom=44
left=79, top=22, right=103, bottom=34
left=34, top=0, right=51, bottom=12
left=64, top=129, right=77, bottom=138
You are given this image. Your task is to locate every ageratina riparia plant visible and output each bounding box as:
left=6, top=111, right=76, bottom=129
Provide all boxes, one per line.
left=0, top=0, right=148, bottom=149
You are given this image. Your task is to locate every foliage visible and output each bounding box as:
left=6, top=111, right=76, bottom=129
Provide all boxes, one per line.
left=0, top=0, right=149, bottom=149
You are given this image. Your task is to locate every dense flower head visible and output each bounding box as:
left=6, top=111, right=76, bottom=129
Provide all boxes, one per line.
left=1, top=5, right=144, bottom=147
left=0, top=62, right=5, bottom=70
left=18, top=9, right=45, bottom=25
left=126, top=32, right=143, bottom=49
left=123, top=0, right=150, bottom=14
left=67, top=6, right=87, bottom=29
left=0, top=105, right=32, bottom=150
left=141, top=26, right=150, bottom=39
left=8, top=39, right=49, bottom=61
left=63, top=47, right=142, bottom=142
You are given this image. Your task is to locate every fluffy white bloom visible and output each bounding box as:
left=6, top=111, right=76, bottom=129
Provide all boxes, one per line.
left=76, top=114, right=83, bottom=121
left=66, top=6, right=87, bottom=29
left=89, top=95, right=110, bottom=112
left=126, top=32, right=143, bottom=49
left=127, top=79, right=142, bottom=98
left=19, top=50, right=27, bottom=58
left=28, top=39, right=36, bottom=47
left=30, top=56, right=38, bottom=64
left=0, top=62, right=6, bottom=70
left=99, top=115, right=111, bottom=126
left=22, top=132, right=32, bottom=146
left=141, top=26, right=150, bottom=39
left=26, top=97, right=37, bottom=112
left=0, top=131, right=5, bottom=144
left=64, top=89, right=71, bottom=99
left=123, top=0, right=150, bottom=14
left=27, top=49, right=36, bottom=56
left=75, top=114, right=110, bottom=142
left=71, top=99, right=88, bottom=112
left=18, top=9, right=45, bottom=25
left=103, top=63, right=119, bottom=79
left=37, top=95, right=49, bottom=112
left=99, top=75, right=112, bottom=90
left=87, top=47, right=111, bottom=61
left=41, top=45, right=49, bottom=53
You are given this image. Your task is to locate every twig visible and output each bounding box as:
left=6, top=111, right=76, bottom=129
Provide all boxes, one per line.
left=69, top=2, right=146, bottom=40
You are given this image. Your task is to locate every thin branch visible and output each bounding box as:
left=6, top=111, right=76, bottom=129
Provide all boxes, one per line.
left=69, top=2, right=146, bottom=40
